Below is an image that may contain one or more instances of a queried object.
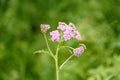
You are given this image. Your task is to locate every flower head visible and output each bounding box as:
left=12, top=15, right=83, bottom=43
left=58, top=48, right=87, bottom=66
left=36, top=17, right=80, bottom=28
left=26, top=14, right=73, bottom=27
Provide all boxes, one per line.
left=50, top=30, right=60, bottom=42
left=73, top=45, right=85, bottom=57
left=63, top=28, right=75, bottom=41
left=40, top=24, right=50, bottom=33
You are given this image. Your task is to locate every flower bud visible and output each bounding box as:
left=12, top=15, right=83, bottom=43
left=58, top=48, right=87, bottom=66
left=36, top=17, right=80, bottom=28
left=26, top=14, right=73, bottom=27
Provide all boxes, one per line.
left=69, top=22, right=76, bottom=30
left=74, top=31, right=82, bottom=41
left=40, top=24, right=50, bottom=33
left=57, top=22, right=67, bottom=31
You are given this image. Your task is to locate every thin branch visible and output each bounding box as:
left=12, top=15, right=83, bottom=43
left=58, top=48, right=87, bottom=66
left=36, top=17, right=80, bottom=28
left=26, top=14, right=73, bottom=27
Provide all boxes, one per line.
left=60, top=46, right=74, bottom=50
left=59, top=54, right=74, bottom=70
left=43, top=33, right=55, bottom=60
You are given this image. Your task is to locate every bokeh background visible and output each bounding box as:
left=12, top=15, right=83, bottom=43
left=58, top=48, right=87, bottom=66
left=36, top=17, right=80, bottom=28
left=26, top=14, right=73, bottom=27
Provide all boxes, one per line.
left=0, top=0, right=120, bottom=80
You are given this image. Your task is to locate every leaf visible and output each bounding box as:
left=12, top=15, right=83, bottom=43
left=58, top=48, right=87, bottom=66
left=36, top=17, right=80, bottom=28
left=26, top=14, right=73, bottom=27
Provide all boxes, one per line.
left=33, top=50, right=49, bottom=54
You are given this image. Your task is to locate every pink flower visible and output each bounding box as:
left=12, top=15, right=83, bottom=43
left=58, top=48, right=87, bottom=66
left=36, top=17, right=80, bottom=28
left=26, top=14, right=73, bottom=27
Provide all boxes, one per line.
left=50, top=30, right=60, bottom=42
left=63, top=28, right=75, bottom=41
left=73, top=46, right=85, bottom=57
left=40, top=24, right=50, bottom=33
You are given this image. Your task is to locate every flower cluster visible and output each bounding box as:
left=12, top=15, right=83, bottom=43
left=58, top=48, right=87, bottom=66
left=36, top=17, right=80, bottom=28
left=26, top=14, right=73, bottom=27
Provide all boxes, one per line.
left=50, top=22, right=82, bottom=42
left=73, top=44, right=86, bottom=57
left=50, top=30, right=60, bottom=42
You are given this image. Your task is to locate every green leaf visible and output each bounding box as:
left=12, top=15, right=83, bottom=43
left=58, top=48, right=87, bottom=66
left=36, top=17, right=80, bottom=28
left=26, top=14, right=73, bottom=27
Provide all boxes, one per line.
left=33, top=50, right=49, bottom=54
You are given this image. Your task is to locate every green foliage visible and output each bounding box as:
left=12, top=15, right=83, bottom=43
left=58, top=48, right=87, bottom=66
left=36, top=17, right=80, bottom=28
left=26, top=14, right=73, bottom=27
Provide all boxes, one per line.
left=0, top=0, right=120, bottom=80
left=87, top=55, right=120, bottom=80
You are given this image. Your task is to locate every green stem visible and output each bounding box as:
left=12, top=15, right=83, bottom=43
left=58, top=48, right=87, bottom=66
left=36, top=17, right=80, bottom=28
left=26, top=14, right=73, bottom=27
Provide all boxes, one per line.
left=55, top=44, right=60, bottom=80
left=43, top=33, right=55, bottom=60
left=59, top=54, right=74, bottom=70
left=55, top=31, right=63, bottom=80
left=55, top=57, right=59, bottom=80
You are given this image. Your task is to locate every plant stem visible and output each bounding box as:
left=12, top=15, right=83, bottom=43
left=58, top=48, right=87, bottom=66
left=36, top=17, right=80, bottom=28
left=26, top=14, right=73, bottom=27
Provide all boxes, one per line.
left=55, top=32, right=63, bottom=80
left=59, top=54, right=74, bottom=70
left=55, top=57, right=59, bottom=80
left=43, top=33, right=55, bottom=60
left=43, top=33, right=60, bottom=80
left=55, top=44, right=60, bottom=80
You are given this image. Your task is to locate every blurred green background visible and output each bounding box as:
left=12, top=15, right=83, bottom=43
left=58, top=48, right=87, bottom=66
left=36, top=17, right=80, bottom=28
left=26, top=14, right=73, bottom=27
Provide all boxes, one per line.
left=0, top=0, right=120, bottom=80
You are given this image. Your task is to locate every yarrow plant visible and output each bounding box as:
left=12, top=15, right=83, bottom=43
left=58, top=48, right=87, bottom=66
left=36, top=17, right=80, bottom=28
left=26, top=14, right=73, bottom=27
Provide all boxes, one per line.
left=34, top=22, right=86, bottom=80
